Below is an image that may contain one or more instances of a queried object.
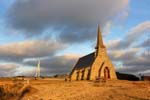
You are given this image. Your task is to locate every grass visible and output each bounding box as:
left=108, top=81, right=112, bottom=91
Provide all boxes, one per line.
left=0, top=80, right=32, bottom=100
left=0, top=78, right=150, bottom=100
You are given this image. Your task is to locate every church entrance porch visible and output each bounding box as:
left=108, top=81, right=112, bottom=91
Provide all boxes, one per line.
left=104, top=67, right=110, bottom=80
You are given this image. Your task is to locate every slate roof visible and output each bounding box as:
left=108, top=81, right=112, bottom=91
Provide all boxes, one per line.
left=74, top=52, right=95, bottom=70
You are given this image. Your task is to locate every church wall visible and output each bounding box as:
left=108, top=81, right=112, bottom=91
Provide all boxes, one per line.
left=99, top=59, right=117, bottom=79
left=79, top=71, right=82, bottom=80
left=107, top=59, right=117, bottom=79
left=71, top=70, right=77, bottom=80
left=83, top=67, right=91, bottom=80
left=89, top=56, right=117, bottom=80
left=71, top=67, right=91, bottom=81
left=90, top=57, right=104, bottom=80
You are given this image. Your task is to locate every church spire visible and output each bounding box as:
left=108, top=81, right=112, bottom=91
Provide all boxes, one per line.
left=95, top=24, right=105, bottom=57
left=96, top=24, right=105, bottom=49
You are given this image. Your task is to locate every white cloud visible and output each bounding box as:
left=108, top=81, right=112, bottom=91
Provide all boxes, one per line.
left=0, top=63, right=19, bottom=77
left=103, top=21, right=112, bottom=36
left=106, top=39, right=122, bottom=50
left=0, top=40, right=64, bottom=62
left=106, top=21, right=150, bottom=49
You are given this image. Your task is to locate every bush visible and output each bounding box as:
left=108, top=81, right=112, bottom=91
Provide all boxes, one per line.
left=0, top=86, right=5, bottom=100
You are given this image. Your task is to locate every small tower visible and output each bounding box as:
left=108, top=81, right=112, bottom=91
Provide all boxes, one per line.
left=36, top=59, right=41, bottom=78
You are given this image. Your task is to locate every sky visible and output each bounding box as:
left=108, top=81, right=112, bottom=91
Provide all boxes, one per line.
left=0, top=0, right=149, bottom=77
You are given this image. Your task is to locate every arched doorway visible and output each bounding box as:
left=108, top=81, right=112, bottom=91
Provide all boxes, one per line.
left=104, top=67, right=110, bottom=80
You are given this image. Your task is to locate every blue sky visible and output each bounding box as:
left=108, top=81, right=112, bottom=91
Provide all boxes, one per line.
left=0, top=0, right=149, bottom=77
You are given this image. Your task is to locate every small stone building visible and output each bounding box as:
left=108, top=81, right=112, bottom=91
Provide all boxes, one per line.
left=70, top=25, right=117, bottom=81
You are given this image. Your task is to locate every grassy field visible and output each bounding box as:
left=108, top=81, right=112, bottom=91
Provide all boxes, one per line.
left=0, top=78, right=150, bottom=100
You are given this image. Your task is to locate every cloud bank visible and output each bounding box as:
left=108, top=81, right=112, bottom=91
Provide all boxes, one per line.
left=6, top=0, right=129, bottom=43
left=0, top=40, right=63, bottom=62
left=107, top=21, right=150, bottom=75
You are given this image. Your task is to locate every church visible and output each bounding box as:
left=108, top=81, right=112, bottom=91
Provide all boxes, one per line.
left=70, top=25, right=117, bottom=81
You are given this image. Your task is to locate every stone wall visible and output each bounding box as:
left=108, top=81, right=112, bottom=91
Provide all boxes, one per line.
left=71, top=67, right=91, bottom=81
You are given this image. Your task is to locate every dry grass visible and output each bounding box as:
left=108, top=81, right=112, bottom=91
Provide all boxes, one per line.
left=0, top=78, right=150, bottom=100
left=0, top=79, right=35, bottom=100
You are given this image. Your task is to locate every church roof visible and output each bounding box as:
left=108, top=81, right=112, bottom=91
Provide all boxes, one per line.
left=74, top=52, right=95, bottom=70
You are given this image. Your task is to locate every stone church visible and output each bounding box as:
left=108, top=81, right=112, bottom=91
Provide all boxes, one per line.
left=70, top=25, right=117, bottom=81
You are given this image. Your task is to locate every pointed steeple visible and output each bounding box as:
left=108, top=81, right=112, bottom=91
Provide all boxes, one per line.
left=96, top=24, right=105, bottom=49
left=95, top=24, right=106, bottom=57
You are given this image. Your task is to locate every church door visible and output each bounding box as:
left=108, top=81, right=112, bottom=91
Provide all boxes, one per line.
left=104, top=67, right=110, bottom=80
